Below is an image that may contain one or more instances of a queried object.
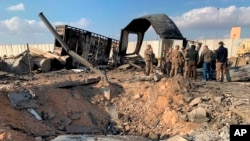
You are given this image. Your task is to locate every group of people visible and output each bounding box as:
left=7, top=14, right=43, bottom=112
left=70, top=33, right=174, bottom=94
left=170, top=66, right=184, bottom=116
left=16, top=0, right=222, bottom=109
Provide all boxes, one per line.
left=144, top=41, right=228, bottom=82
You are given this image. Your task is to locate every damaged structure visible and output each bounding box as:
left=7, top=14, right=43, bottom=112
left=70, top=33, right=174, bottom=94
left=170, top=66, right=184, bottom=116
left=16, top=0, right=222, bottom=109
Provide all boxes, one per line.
left=0, top=12, right=250, bottom=141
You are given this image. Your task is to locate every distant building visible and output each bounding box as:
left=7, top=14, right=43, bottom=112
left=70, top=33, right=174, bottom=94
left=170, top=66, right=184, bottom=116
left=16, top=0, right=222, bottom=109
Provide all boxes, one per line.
left=230, top=26, right=241, bottom=39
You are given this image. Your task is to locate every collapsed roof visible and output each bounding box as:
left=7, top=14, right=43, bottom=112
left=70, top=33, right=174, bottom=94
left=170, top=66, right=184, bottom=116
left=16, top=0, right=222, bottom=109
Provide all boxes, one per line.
left=123, top=13, right=184, bottom=39
left=119, top=13, right=184, bottom=56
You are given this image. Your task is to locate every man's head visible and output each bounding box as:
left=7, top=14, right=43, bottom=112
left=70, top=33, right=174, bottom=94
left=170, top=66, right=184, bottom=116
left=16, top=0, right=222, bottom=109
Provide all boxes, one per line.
left=146, top=44, right=152, bottom=50
left=218, top=41, right=224, bottom=46
left=191, top=45, right=196, bottom=50
left=203, top=45, right=209, bottom=50
left=175, top=45, right=180, bottom=50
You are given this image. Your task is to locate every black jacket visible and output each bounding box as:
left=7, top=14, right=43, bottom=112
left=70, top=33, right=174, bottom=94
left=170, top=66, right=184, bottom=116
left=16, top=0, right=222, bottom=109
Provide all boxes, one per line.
left=215, top=46, right=228, bottom=62
left=186, top=49, right=199, bottom=62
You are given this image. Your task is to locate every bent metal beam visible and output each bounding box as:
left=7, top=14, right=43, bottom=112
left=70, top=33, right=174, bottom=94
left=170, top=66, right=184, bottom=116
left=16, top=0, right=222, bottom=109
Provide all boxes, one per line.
left=38, top=12, right=107, bottom=82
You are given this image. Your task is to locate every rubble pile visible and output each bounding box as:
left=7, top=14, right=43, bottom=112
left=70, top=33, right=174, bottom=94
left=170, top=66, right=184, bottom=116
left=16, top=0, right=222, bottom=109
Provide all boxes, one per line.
left=0, top=68, right=249, bottom=141
left=0, top=71, right=110, bottom=141
left=110, top=74, right=244, bottom=140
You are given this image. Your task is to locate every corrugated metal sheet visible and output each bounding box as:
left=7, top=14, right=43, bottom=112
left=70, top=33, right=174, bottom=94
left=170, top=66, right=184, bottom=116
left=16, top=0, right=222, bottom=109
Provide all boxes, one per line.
left=0, top=44, right=54, bottom=57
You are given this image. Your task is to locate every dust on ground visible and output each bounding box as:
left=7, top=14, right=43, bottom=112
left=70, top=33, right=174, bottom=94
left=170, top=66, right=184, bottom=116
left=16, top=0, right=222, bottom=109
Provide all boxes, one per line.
left=0, top=68, right=250, bottom=141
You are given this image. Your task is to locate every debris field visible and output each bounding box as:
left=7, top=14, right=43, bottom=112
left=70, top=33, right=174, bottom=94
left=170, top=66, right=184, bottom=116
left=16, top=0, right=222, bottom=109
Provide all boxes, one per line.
left=0, top=67, right=250, bottom=141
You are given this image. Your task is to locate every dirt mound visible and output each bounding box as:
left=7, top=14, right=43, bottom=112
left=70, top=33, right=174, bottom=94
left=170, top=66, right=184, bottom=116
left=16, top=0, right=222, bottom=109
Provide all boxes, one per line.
left=111, top=74, right=243, bottom=140
left=111, top=75, right=196, bottom=137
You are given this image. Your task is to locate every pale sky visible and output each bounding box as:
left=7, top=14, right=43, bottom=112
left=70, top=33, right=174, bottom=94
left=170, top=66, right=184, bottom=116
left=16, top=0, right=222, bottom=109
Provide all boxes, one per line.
left=0, top=0, right=249, bottom=44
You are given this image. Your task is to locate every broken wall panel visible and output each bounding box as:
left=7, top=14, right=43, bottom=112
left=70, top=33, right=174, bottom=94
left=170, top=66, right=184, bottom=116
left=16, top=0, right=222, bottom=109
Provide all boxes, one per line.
left=54, top=25, right=119, bottom=67
left=0, top=44, right=54, bottom=58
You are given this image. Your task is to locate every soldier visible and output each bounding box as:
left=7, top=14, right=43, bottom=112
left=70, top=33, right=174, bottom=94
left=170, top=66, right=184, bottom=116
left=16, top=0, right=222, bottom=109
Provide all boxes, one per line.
left=183, top=48, right=190, bottom=79
left=165, top=48, right=172, bottom=76
left=180, top=47, right=186, bottom=75
left=170, top=45, right=183, bottom=77
left=144, top=44, right=154, bottom=76
left=186, top=45, right=199, bottom=81
left=215, top=41, right=228, bottom=82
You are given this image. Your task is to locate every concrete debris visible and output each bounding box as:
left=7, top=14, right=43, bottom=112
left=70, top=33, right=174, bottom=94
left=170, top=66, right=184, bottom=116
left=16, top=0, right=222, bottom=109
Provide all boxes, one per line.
left=189, top=130, right=222, bottom=141
left=27, top=109, right=42, bottom=121
left=228, top=64, right=250, bottom=81
left=51, top=135, right=149, bottom=141
left=4, top=52, right=34, bottom=74
left=71, top=69, right=85, bottom=73
left=65, top=125, right=102, bottom=134
left=188, top=107, right=209, bottom=123
left=162, top=135, right=187, bottom=141
left=118, top=64, right=131, bottom=70
left=100, top=87, right=111, bottom=100
left=7, top=91, right=38, bottom=109
left=189, top=97, right=202, bottom=106
left=52, top=76, right=101, bottom=88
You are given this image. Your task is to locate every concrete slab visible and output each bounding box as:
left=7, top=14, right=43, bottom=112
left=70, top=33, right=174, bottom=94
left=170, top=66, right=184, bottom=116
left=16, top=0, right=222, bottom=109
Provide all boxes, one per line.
left=51, top=134, right=149, bottom=141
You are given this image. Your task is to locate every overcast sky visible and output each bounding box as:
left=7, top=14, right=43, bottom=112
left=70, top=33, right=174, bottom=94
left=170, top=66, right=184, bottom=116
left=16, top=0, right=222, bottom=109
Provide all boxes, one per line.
left=0, top=0, right=249, bottom=44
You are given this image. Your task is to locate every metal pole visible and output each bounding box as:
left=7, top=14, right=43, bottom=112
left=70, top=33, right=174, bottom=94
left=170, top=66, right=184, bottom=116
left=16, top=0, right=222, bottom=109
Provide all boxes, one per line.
left=38, top=12, right=107, bottom=81
left=215, top=8, right=219, bottom=39
left=26, top=25, right=35, bottom=44
left=26, top=43, right=33, bottom=80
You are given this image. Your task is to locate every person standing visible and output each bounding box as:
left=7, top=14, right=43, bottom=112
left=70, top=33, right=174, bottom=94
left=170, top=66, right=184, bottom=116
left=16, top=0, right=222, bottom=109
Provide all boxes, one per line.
left=183, top=48, right=190, bottom=79
left=170, top=45, right=183, bottom=77
left=179, top=47, right=186, bottom=75
left=144, top=44, right=154, bottom=76
left=165, top=48, right=172, bottom=76
left=199, top=45, right=213, bottom=81
left=215, top=41, right=228, bottom=82
left=186, top=45, right=199, bottom=81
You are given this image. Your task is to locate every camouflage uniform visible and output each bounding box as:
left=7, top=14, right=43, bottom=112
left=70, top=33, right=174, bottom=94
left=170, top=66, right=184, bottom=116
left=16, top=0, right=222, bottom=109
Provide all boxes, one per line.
left=164, top=49, right=172, bottom=76
left=170, top=48, right=183, bottom=77
left=179, top=48, right=185, bottom=75
left=183, top=49, right=189, bottom=79
left=144, top=46, right=154, bottom=75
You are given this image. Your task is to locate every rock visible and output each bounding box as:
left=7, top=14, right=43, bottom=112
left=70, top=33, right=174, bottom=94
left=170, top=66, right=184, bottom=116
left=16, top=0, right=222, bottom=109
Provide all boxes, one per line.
left=118, top=64, right=131, bottom=70
left=70, top=112, right=81, bottom=120
left=192, top=130, right=222, bottom=141
left=133, top=94, right=141, bottom=100
left=219, top=126, right=229, bottom=141
left=142, top=128, right=150, bottom=137
left=100, top=87, right=110, bottom=100
left=50, top=135, right=149, bottom=141
left=35, top=136, right=43, bottom=141
left=153, top=119, right=160, bottom=127
left=153, top=73, right=161, bottom=82
left=164, top=135, right=187, bottom=141
left=179, top=114, right=188, bottom=121
left=14, top=80, right=21, bottom=86
left=189, top=97, right=202, bottom=106
left=149, top=132, right=158, bottom=141
left=214, top=96, right=223, bottom=103
left=188, top=107, right=209, bottom=123
left=184, top=96, right=193, bottom=103
left=124, top=125, right=130, bottom=131
left=232, top=98, right=250, bottom=107
left=159, top=133, right=169, bottom=140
